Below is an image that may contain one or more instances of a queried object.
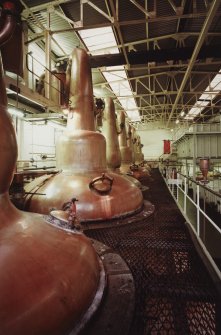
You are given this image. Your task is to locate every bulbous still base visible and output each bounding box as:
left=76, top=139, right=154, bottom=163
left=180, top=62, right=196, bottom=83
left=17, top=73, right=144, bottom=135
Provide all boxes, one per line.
left=24, top=170, right=143, bottom=222
left=0, top=195, right=104, bottom=335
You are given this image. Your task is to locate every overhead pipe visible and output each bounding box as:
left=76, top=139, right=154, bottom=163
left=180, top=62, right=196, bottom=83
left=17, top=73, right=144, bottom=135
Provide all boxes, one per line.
left=0, top=1, right=17, bottom=46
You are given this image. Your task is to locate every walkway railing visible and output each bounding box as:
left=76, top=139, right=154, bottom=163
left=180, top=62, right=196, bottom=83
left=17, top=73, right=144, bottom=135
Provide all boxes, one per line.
left=172, top=122, right=221, bottom=141
left=161, top=170, right=221, bottom=279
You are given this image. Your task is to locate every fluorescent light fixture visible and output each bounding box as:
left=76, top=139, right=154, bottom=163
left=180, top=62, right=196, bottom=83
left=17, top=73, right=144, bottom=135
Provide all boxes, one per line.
left=8, top=107, right=25, bottom=118
left=79, top=27, right=141, bottom=121
left=79, top=27, right=118, bottom=55
left=175, top=119, right=179, bottom=124
left=180, top=110, right=185, bottom=117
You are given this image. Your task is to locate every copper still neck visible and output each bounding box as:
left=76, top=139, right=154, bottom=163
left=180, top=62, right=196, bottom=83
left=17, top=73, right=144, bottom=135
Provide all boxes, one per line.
left=102, top=97, right=121, bottom=169
left=65, top=48, right=95, bottom=131
left=127, top=124, right=132, bottom=148
left=117, top=111, right=133, bottom=165
left=56, top=48, right=106, bottom=173
left=118, top=110, right=127, bottom=147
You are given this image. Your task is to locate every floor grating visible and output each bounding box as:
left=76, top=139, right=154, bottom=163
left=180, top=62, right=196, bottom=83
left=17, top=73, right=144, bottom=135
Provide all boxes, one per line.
left=85, top=169, right=221, bottom=335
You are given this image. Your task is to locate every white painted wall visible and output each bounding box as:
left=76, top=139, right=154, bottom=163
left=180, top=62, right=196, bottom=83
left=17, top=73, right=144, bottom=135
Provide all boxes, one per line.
left=15, top=118, right=63, bottom=170
left=138, top=129, right=172, bottom=160
left=15, top=118, right=172, bottom=167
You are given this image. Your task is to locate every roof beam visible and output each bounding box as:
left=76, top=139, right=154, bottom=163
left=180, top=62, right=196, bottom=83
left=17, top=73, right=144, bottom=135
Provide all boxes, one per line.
left=129, top=0, right=155, bottom=18
left=22, top=0, right=72, bottom=14
left=90, top=44, right=221, bottom=67
left=85, top=1, right=114, bottom=23
left=98, top=60, right=221, bottom=72
left=166, top=0, right=221, bottom=127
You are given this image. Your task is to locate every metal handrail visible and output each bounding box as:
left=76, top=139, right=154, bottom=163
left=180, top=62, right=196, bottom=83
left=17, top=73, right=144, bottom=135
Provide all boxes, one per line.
left=176, top=175, right=221, bottom=233
left=178, top=171, right=221, bottom=199
left=162, top=169, right=221, bottom=279
left=172, top=121, right=221, bottom=142
left=25, top=52, right=66, bottom=100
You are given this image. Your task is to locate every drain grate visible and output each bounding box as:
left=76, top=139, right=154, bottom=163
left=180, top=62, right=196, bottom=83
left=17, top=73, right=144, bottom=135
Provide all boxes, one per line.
left=85, top=169, right=221, bottom=335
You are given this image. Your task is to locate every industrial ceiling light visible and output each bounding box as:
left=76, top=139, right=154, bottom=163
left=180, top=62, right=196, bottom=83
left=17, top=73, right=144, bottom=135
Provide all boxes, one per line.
left=180, top=110, right=185, bottom=117
left=175, top=119, right=179, bottom=124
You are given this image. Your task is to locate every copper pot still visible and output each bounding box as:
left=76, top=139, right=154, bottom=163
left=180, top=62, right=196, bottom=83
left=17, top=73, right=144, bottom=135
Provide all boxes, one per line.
left=199, top=157, right=210, bottom=182
left=102, top=97, right=142, bottom=189
left=128, top=128, right=150, bottom=180
left=0, top=6, right=104, bottom=333
left=24, top=48, right=143, bottom=222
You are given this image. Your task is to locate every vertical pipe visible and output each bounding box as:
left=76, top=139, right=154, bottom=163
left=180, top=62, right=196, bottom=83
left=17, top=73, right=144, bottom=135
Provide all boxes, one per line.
left=23, top=22, right=29, bottom=83
left=184, top=177, right=187, bottom=214
left=45, top=8, right=51, bottom=99
left=177, top=179, right=179, bottom=202
left=197, top=184, right=200, bottom=236
left=193, top=132, right=197, bottom=202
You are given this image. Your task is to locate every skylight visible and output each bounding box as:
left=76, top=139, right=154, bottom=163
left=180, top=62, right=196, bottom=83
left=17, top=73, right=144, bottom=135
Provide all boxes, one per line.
left=79, top=27, right=141, bottom=121
left=185, top=70, right=221, bottom=120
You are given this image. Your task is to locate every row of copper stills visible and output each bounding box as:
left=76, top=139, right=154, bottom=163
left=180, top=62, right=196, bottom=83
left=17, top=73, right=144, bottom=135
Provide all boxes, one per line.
left=0, top=2, right=106, bottom=334
left=0, top=2, right=152, bottom=334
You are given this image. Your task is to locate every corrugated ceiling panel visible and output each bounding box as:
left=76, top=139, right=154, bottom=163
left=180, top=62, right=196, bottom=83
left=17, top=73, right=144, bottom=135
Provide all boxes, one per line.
left=63, top=0, right=109, bottom=26
left=27, top=7, right=82, bottom=57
